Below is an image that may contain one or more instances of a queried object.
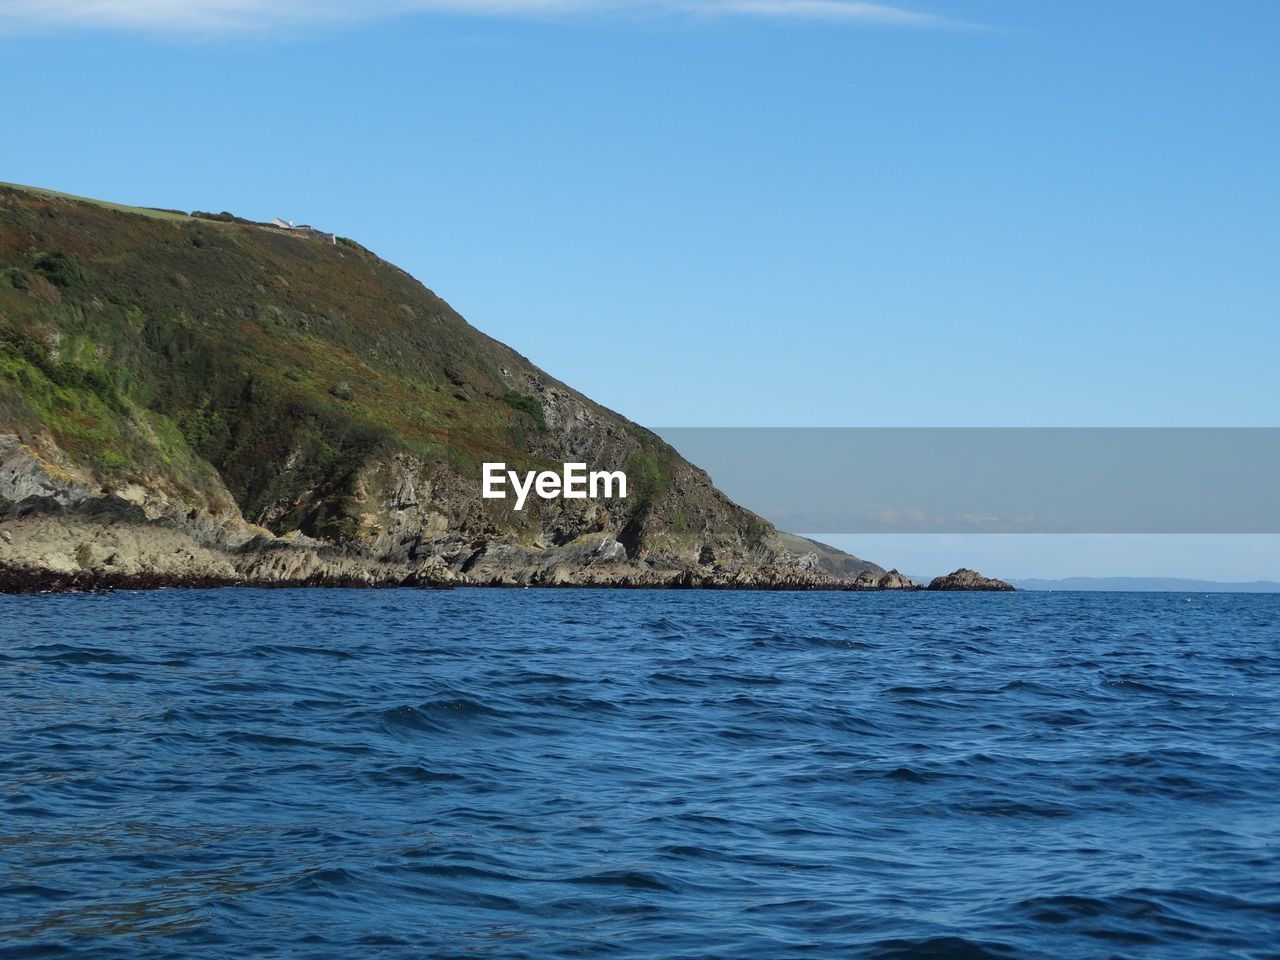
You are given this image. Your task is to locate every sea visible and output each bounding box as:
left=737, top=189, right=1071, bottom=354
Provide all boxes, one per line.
left=1, top=589, right=1277, bottom=959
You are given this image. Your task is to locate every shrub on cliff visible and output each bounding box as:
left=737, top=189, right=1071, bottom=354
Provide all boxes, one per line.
left=34, top=252, right=84, bottom=288
left=502, top=392, right=545, bottom=429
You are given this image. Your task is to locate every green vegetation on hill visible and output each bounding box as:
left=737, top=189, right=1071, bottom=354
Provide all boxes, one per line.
left=0, top=182, right=703, bottom=548
left=0, top=181, right=193, bottom=222
left=501, top=391, right=545, bottom=430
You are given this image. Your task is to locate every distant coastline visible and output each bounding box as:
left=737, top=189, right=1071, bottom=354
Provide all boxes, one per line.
left=1008, top=577, right=1280, bottom=594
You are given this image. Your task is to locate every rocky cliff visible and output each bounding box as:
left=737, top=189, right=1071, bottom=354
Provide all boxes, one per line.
left=1, top=182, right=890, bottom=591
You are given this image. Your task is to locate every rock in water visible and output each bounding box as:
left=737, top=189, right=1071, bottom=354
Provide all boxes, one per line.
left=877, top=570, right=918, bottom=590
left=927, top=569, right=1015, bottom=592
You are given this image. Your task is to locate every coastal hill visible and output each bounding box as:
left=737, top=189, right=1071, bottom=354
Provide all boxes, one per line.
left=0, top=181, right=888, bottom=590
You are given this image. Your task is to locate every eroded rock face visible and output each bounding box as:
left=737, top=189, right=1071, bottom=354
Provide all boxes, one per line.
left=0, top=436, right=95, bottom=505
left=927, top=569, right=1015, bottom=592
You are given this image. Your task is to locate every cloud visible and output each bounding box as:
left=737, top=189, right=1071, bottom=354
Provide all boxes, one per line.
left=703, top=1, right=941, bottom=25
left=0, top=0, right=949, bottom=33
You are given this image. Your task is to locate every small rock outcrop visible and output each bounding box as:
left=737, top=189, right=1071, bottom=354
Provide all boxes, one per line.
left=927, top=569, right=1015, bottom=592
left=848, top=569, right=918, bottom=591
left=877, top=570, right=917, bottom=590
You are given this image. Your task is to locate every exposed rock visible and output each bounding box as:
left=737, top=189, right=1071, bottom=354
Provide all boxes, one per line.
left=0, top=492, right=910, bottom=594
left=0, top=436, right=95, bottom=505
left=927, top=569, right=1015, bottom=592
left=772, top=532, right=883, bottom=579
left=876, top=569, right=918, bottom=590
left=852, top=570, right=882, bottom=590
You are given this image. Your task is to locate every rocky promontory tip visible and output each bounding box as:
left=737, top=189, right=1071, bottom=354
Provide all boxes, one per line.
left=927, top=569, right=1015, bottom=592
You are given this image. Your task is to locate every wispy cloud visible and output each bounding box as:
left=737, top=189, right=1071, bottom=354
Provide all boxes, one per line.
left=0, top=0, right=950, bottom=33
left=702, top=1, right=941, bottom=25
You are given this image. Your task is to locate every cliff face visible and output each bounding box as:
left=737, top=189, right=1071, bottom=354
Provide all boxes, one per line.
left=0, top=183, right=881, bottom=590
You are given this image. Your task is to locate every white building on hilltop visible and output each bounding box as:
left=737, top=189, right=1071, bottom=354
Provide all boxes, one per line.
left=270, top=217, right=337, bottom=244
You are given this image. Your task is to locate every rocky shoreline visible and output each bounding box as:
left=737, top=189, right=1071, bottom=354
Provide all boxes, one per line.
left=0, top=564, right=1015, bottom=595
left=0, top=466, right=1015, bottom=597
left=1, top=517, right=1014, bottom=596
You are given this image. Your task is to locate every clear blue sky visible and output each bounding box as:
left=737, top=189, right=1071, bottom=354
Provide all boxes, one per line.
left=2, top=0, right=1277, bottom=578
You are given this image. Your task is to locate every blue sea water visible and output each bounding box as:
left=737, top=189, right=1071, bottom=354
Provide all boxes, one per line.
left=1, top=589, right=1277, bottom=959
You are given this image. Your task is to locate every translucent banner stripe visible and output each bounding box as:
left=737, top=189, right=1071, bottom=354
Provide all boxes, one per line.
left=654, top=428, right=1280, bottom=534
